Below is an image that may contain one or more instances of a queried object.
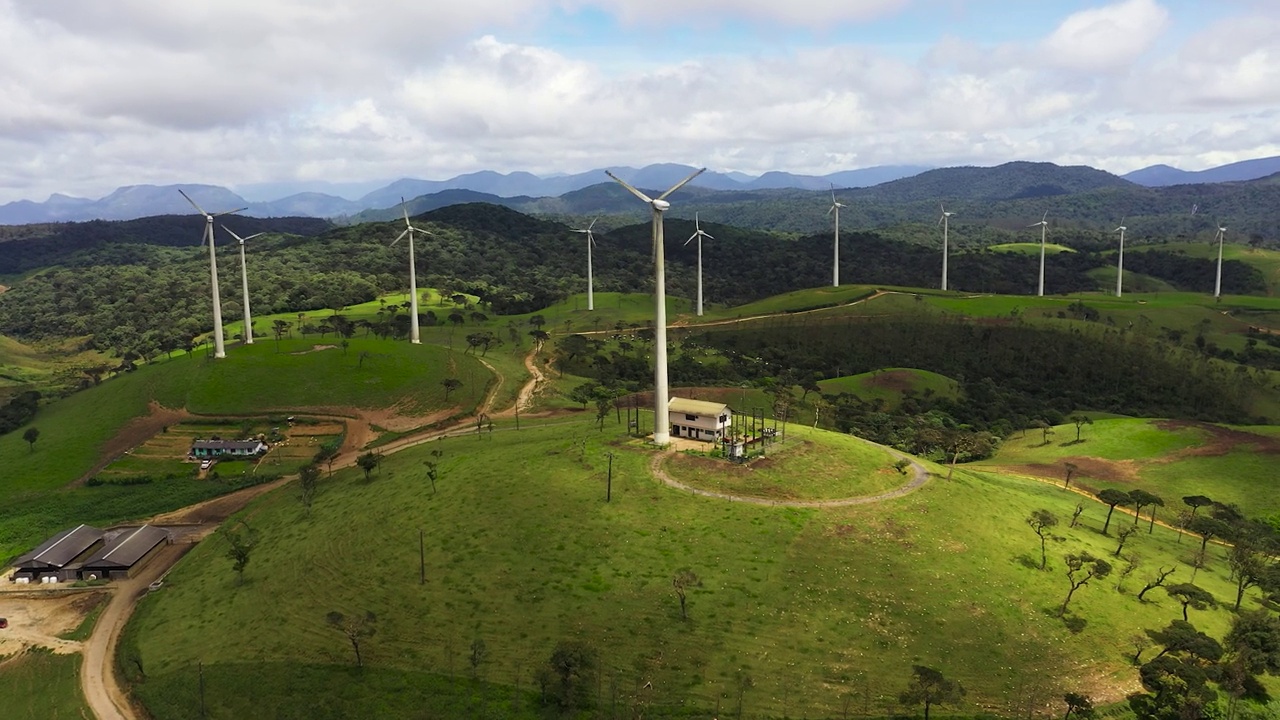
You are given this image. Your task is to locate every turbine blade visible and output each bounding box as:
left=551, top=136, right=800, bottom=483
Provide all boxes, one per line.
left=656, top=167, right=706, bottom=201
left=588, top=217, right=597, bottom=231
left=827, top=206, right=835, bottom=216
left=685, top=232, right=697, bottom=246
left=178, top=189, right=207, bottom=216
left=220, top=225, right=244, bottom=242
left=212, top=207, right=247, bottom=217
left=694, top=211, right=700, bottom=230
left=391, top=228, right=409, bottom=246
left=1041, top=210, right=1048, bottom=222
left=605, top=170, right=653, bottom=204
left=703, top=231, right=715, bottom=240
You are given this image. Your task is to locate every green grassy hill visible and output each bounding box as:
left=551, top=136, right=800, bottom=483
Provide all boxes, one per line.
left=818, top=367, right=960, bottom=410
left=121, top=415, right=1274, bottom=719
left=1128, top=242, right=1280, bottom=296
left=0, top=649, right=89, bottom=720
left=988, top=242, right=1077, bottom=255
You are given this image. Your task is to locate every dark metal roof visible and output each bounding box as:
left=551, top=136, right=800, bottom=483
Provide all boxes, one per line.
left=191, top=439, right=265, bottom=451
left=81, top=525, right=169, bottom=569
left=12, top=524, right=105, bottom=569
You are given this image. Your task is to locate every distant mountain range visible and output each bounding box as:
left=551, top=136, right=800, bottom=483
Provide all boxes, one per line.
left=1122, top=155, right=1280, bottom=187
left=0, top=164, right=930, bottom=225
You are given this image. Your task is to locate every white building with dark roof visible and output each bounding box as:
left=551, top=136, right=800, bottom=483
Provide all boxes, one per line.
left=190, top=439, right=267, bottom=458
left=667, top=397, right=732, bottom=442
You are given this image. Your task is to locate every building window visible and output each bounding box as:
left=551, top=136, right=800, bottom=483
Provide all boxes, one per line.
left=719, top=415, right=728, bottom=423
left=685, top=414, right=698, bottom=421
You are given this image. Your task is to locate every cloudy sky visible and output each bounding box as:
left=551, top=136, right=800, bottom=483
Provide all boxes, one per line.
left=2, top=0, right=1278, bottom=202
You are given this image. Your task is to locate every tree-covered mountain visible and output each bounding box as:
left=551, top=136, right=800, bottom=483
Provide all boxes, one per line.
left=1124, top=156, right=1280, bottom=186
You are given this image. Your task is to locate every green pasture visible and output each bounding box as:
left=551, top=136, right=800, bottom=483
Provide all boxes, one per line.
left=667, top=425, right=902, bottom=500
left=979, top=418, right=1280, bottom=519
left=124, top=414, right=1272, bottom=719
left=818, top=367, right=961, bottom=409
left=0, top=649, right=89, bottom=720
left=987, top=242, right=1076, bottom=255
left=1128, top=242, right=1280, bottom=296
left=1087, top=267, right=1178, bottom=294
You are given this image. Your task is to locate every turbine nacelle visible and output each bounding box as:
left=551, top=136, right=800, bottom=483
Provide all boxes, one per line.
left=652, top=199, right=671, bottom=212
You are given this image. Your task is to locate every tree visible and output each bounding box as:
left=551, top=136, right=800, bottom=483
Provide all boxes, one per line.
left=356, top=451, right=380, bottom=481
left=441, top=377, right=462, bottom=401
left=22, top=426, right=39, bottom=452
left=1224, top=610, right=1280, bottom=678
left=1062, top=692, right=1093, bottom=720
left=1063, top=461, right=1078, bottom=489
left=1070, top=414, right=1093, bottom=442
left=1227, top=541, right=1274, bottom=611
left=1113, top=525, right=1138, bottom=558
left=1182, top=495, right=1214, bottom=527
left=1164, top=583, right=1217, bottom=621
left=940, top=429, right=994, bottom=481
left=469, top=637, right=488, bottom=678
left=1096, top=488, right=1132, bottom=535
left=423, top=460, right=439, bottom=495
left=1134, top=621, right=1224, bottom=720
left=1146, top=620, right=1223, bottom=662
left=1186, top=515, right=1228, bottom=555
left=1070, top=503, right=1085, bottom=528
left=314, top=446, right=339, bottom=477
left=898, top=665, right=965, bottom=720
left=1032, top=418, right=1053, bottom=445
left=219, top=521, right=256, bottom=585
left=545, top=640, right=597, bottom=709
left=299, top=464, right=321, bottom=514
left=1026, top=509, right=1058, bottom=571
left=1137, top=566, right=1177, bottom=601
left=1115, top=553, right=1141, bottom=593
left=1059, top=552, right=1111, bottom=617
left=1126, top=489, right=1162, bottom=530
left=672, top=569, right=701, bottom=620
left=326, top=610, right=376, bottom=667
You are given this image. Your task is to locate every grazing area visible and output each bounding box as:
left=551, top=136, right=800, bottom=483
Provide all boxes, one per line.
left=817, top=367, right=961, bottom=410
left=0, top=649, right=89, bottom=720
left=120, top=414, right=1274, bottom=719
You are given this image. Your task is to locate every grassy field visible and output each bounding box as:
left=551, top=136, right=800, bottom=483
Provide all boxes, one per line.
left=977, top=418, right=1280, bottom=519
left=1128, top=242, right=1280, bottom=296
left=123, top=414, right=1274, bottom=719
left=818, top=367, right=961, bottom=410
left=0, top=649, right=90, bottom=719
left=987, top=242, right=1076, bottom=255
left=666, top=425, right=902, bottom=500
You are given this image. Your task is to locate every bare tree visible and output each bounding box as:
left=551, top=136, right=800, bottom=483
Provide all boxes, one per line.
left=1026, top=509, right=1058, bottom=570
left=672, top=569, right=702, bottom=620
left=326, top=610, right=377, bottom=667
left=1059, top=552, right=1111, bottom=617
left=1113, top=525, right=1138, bottom=557
left=1137, top=566, right=1177, bottom=601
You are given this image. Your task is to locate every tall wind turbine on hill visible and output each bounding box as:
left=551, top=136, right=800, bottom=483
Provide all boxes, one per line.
left=938, top=204, right=953, bottom=291
left=573, top=218, right=598, bottom=311
left=1213, top=223, right=1227, bottom=299
left=606, top=167, right=706, bottom=446
left=1029, top=211, right=1049, bottom=297
left=180, top=189, right=246, bottom=359
left=222, top=226, right=264, bottom=344
left=1114, top=220, right=1126, bottom=298
left=685, top=213, right=714, bottom=316
left=828, top=186, right=846, bottom=287
left=392, top=198, right=432, bottom=344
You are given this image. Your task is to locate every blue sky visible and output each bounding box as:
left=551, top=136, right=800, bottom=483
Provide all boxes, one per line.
left=0, top=0, right=1278, bottom=202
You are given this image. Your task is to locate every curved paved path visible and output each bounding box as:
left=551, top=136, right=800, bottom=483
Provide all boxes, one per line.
left=649, top=442, right=931, bottom=508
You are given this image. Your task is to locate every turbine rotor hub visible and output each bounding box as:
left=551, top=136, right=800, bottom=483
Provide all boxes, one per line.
left=652, top=199, right=670, bottom=211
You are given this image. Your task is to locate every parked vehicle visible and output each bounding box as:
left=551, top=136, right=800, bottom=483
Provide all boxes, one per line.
left=0, top=617, right=8, bottom=629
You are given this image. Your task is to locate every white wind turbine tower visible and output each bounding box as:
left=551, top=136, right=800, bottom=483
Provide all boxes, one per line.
left=222, top=226, right=264, bottom=344
left=606, top=167, right=706, bottom=446
left=828, top=186, right=847, bottom=287
left=180, top=189, right=246, bottom=359
left=685, top=213, right=714, bottom=316
left=938, top=204, right=953, bottom=291
left=1213, top=223, right=1227, bottom=299
left=392, top=198, right=432, bottom=344
left=573, top=218, right=599, bottom=311
left=1028, top=211, right=1050, bottom=297
left=1113, top=219, right=1126, bottom=298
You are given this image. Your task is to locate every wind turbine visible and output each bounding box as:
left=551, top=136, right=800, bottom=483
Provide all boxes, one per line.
left=1028, top=211, right=1049, bottom=297
left=1213, top=223, right=1227, bottom=299
left=392, top=198, right=432, bottom=344
left=828, top=186, right=847, bottom=287
left=606, top=167, right=706, bottom=446
left=221, top=226, right=264, bottom=344
left=685, top=213, right=714, bottom=316
left=180, top=189, right=246, bottom=359
left=939, top=204, right=953, bottom=291
left=1113, top=219, right=1126, bottom=298
left=573, top=218, right=599, bottom=311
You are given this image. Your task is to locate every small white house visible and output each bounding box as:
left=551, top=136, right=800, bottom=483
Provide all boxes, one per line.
left=190, top=439, right=268, bottom=458
left=668, top=397, right=732, bottom=442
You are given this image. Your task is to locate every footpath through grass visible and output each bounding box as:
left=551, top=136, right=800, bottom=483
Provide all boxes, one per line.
left=123, top=414, right=1273, bottom=719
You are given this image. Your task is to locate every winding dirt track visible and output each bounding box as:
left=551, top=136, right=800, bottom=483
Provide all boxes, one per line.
left=649, top=443, right=931, bottom=508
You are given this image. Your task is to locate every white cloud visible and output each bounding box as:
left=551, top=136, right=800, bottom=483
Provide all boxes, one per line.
left=1040, top=0, right=1171, bottom=73
left=563, top=0, right=909, bottom=29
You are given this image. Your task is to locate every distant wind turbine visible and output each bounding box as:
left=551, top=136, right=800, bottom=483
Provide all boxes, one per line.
left=180, top=189, right=246, bottom=359
left=606, top=167, right=706, bottom=446
left=828, top=186, right=847, bottom=287
left=573, top=218, right=599, bottom=311
left=685, top=213, right=714, bottom=316
left=1028, top=211, right=1049, bottom=297
left=391, top=198, right=432, bottom=344
left=1113, top=219, right=1126, bottom=298
left=222, top=226, right=264, bottom=344
left=939, top=204, right=953, bottom=291
left=1213, top=223, right=1227, bottom=299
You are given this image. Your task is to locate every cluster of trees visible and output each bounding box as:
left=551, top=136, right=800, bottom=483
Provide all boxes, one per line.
left=0, top=390, right=38, bottom=435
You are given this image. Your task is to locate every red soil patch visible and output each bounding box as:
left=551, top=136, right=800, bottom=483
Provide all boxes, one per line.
left=77, top=401, right=192, bottom=485
left=1001, top=456, right=1141, bottom=485
left=1154, top=419, right=1280, bottom=458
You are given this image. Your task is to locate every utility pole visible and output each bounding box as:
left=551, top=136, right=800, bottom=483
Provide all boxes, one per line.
left=606, top=452, right=614, bottom=502
left=199, top=660, right=207, bottom=718
left=419, top=529, right=425, bottom=585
